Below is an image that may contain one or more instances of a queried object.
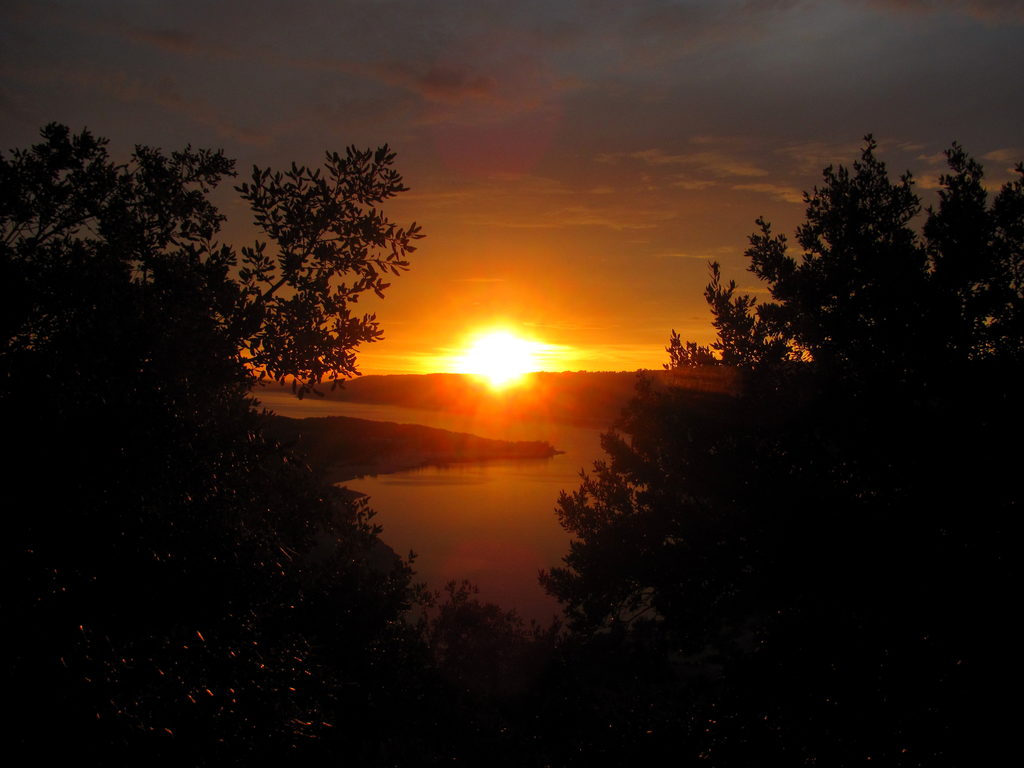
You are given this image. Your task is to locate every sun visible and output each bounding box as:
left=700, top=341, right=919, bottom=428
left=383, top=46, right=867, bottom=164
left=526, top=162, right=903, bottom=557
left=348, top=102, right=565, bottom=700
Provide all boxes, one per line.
left=454, top=330, right=545, bottom=389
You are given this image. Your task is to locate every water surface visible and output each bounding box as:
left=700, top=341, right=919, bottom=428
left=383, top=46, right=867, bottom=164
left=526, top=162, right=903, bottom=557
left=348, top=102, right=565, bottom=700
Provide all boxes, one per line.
left=257, top=388, right=607, bottom=623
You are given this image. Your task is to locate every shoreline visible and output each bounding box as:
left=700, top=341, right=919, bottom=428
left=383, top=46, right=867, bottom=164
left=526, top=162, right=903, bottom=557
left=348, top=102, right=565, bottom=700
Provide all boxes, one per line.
left=265, top=413, right=562, bottom=485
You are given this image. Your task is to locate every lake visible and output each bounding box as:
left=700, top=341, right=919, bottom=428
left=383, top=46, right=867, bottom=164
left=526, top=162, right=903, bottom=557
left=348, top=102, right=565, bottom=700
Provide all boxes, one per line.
left=256, top=388, right=608, bottom=624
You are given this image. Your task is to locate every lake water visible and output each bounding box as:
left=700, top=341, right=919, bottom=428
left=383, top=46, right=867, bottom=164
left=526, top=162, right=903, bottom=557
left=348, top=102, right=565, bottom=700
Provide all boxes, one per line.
left=256, top=388, right=608, bottom=624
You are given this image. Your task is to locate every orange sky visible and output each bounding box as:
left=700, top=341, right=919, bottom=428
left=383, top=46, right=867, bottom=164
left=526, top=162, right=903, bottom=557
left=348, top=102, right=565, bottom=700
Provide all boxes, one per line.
left=2, top=1, right=1022, bottom=374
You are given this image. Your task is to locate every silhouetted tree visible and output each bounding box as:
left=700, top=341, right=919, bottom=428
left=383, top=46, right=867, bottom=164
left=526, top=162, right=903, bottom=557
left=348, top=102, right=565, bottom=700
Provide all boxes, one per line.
left=924, top=143, right=1024, bottom=361
left=2, top=124, right=424, bottom=762
left=665, top=330, right=717, bottom=368
left=424, top=580, right=558, bottom=699
left=543, top=138, right=1022, bottom=764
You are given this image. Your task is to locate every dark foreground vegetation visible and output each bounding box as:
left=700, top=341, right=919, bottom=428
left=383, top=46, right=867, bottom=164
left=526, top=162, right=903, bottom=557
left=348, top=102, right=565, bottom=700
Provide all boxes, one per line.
left=4, top=126, right=1021, bottom=765
left=541, top=137, right=1023, bottom=765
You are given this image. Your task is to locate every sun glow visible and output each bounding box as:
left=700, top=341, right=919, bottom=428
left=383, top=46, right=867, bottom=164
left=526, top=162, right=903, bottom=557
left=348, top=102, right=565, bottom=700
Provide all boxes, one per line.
left=453, top=330, right=546, bottom=388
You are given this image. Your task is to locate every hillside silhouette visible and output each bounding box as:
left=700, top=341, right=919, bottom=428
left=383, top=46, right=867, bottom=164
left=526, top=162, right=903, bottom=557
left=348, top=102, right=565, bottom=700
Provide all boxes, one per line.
left=266, top=414, right=560, bottom=483
left=289, top=367, right=737, bottom=427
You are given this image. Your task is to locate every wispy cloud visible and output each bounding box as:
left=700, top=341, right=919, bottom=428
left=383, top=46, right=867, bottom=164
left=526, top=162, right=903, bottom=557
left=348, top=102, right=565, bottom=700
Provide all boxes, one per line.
left=857, top=0, right=1024, bottom=22
left=355, top=61, right=500, bottom=106
left=982, top=147, right=1024, bottom=178
left=776, top=140, right=869, bottom=176
left=489, top=202, right=678, bottom=231
left=126, top=27, right=204, bottom=55
left=47, top=66, right=269, bottom=145
left=599, top=146, right=770, bottom=179
left=671, top=179, right=718, bottom=191
left=731, top=182, right=804, bottom=204
left=391, top=172, right=681, bottom=230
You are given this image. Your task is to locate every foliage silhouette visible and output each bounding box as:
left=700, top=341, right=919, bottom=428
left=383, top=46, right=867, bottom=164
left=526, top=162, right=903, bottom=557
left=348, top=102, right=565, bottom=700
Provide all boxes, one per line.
left=235, top=147, right=421, bottom=395
left=542, top=137, right=1022, bottom=764
left=2, top=124, right=424, bottom=762
left=665, top=330, right=717, bottom=368
left=423, top=580, right=559, bottom=699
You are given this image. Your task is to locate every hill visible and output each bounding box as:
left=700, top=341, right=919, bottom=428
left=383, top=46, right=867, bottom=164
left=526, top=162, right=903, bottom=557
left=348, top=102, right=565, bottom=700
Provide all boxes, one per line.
left=266, top=414, right=561, bottom=483
left=282, top=368, right=737, bottom=428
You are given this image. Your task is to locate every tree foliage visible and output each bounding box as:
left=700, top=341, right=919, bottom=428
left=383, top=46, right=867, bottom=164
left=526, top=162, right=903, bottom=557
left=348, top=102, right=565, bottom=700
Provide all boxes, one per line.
left=235, top=148, right=421, bottom=393
left=543, top=137, right=1022, bottom=763
left=702, top=136, right=1024, bottom=377
left=0, top=123, right=421, bottom=399
left=2, top=124, right=424, bottom=761
left=664, top=330, right=717, bottom=368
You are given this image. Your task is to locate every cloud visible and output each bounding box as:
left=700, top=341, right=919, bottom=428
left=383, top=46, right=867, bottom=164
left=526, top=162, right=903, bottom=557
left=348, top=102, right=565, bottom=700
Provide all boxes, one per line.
left=981, top=147, right=1024, bottom=178
left=775, top=140, right=870, bottom=176
left=49, top=66, right=269, bottom=145
left=452, top=174, right=681, bottom=230
left=671, top=179, right=718, bottom=191
left=981, top=147, right=1022, bottom=163
left=916, top=150, right=950, bottom=165
left=489, top=202, right=677, bottom=231
left=395, top=174, right=659, bottom=231
left=651, top=248, right=731, bottom=260
left=569, top=0, right=812, bottom=72
left=125, top=27, right=203, bottom=54
left=731, top=182, right=804, bottom=204
left=599, top=146, right=770, bottom=179
left=398, top=173, right=680, bottom=230
left=856, top=0, right=1024, bottom=22
left=362, top=61, right=500, bottom=106
left=416, top=65, right=498, bottom=104
left=915, top=174, right=946, bottom=191
left=148, top=78, right=269, bottom=145
left=910, top=145, right=1022, bottom=186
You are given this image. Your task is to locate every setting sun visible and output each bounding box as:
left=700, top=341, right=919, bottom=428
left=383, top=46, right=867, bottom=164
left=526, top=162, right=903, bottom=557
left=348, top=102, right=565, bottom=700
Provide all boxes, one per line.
left=453, top=330, right=546, bottom=388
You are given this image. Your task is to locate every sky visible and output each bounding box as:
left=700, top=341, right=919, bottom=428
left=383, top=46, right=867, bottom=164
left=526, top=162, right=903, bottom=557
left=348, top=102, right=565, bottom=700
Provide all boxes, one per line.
left=2, top=0, right=1022, bottom=374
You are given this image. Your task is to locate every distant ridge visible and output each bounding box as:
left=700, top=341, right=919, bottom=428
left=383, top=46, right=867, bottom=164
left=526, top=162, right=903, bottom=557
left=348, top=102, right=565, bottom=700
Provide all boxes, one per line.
left=259, top=369, right=737, bottom=428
